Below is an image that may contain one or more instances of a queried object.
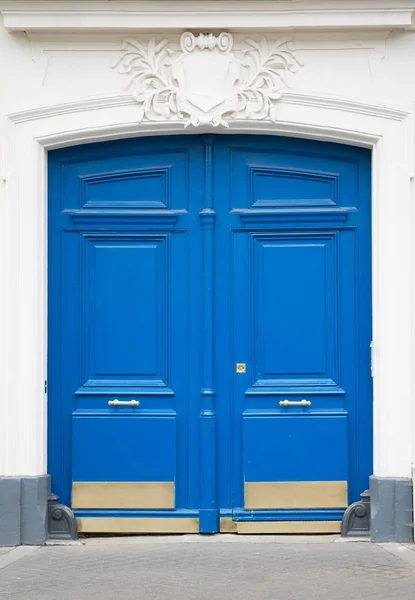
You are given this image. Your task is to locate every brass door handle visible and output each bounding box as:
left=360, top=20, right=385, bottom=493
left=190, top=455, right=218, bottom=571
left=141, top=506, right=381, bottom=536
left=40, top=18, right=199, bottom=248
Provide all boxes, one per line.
left=108, top=399, right=140, bottom=407
left=279, top=399, right=311, bottom=407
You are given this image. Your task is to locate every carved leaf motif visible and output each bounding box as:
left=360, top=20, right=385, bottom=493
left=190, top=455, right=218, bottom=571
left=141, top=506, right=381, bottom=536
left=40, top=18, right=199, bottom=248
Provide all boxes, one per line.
left=112, top=37, right=184, bottom=122
left=234, top=36, right=302, bottom=121
left=112, top=33, right=303, bottom=127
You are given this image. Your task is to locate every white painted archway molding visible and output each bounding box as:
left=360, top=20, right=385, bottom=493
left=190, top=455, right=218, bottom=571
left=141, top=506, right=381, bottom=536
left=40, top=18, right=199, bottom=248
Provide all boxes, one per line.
left=1, top=92, right=413, bottom=487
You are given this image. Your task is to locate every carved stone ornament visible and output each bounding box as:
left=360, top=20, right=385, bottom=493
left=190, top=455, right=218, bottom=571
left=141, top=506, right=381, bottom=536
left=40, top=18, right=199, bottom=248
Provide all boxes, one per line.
left=341, top=489, right=371, bottom=538
left=47, top=492, right=78, bottom=540
left=112, top=32, right=303, bottom=127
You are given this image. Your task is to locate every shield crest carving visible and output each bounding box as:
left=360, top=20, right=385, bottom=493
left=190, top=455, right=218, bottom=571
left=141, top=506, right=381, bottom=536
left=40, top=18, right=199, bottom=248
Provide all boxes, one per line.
left=172, top=33, right=240, bottom=126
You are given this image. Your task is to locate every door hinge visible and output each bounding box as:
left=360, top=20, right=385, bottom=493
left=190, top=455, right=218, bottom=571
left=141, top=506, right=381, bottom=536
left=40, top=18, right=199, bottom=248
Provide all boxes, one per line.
left=370, top=341, right=374, bottom=378
left=44, top=380, right=48, bottom=394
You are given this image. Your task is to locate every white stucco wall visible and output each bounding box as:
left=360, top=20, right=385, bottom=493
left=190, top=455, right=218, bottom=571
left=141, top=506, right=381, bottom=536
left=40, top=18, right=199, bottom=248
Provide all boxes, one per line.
left=0, top=2, right=414, bottom=505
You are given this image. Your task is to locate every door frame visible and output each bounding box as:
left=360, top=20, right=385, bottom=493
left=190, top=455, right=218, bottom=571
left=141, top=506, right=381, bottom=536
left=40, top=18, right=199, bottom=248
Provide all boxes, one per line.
left=2, top=97, right=412, bottom=495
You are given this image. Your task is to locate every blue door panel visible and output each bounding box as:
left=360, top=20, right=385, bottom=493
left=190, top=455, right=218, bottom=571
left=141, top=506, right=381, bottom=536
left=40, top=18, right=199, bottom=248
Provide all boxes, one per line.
left=60, top=148, right=189, bottom=210
left=213, top=135, right=371, bottom=517
left=48, top=134, right=372, bottom=527
left=229, top=144, right=360, bottom=210
left=48, top=136, right=205, bottom=511
left=72, top=414, right=175, bottom=482
left=243, top=414, right=348, bottom=483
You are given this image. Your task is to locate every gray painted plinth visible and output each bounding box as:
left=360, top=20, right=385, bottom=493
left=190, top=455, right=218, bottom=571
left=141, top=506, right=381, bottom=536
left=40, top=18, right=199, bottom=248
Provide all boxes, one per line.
left=0, top=478, right=21, bottom=546
left=0, top=475, right=50, bottom=546
left=370, top=476, right=413, bottom=542
left=21, top=476, right=50, bottom=545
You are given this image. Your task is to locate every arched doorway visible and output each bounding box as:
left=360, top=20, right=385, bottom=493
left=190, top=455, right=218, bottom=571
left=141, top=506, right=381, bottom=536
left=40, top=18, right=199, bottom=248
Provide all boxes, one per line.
left=48, top=134, right=372, bottom=534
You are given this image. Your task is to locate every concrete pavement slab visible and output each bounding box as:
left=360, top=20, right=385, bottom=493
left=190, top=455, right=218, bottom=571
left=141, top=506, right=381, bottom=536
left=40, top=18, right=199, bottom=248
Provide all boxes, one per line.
left=0, top=539, right=414, bottom=600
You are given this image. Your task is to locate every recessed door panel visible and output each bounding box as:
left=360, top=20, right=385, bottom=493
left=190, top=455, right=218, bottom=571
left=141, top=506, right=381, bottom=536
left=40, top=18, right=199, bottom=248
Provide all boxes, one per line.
left=229, top=146, right=359, bottom=209
left=72, top=414, right=176, bottom=509
left=83, top=169, right=170, bottom=209
left=61, top=149, right=189, bottom=210
left=84, top=237, right=167, bottom=386
left=251, top=234, right=338, bottom=386
left=250, top=166, right=338, bottom=208
left=243, top=413, right=348, bottom=509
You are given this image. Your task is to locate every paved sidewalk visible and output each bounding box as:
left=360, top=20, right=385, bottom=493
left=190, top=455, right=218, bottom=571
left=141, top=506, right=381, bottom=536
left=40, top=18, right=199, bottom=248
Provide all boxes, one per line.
left=0, top=536, right=414, bottom=600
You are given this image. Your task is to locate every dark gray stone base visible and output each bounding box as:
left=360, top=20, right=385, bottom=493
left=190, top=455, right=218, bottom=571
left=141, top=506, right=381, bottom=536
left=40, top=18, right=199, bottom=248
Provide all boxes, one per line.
left=0, top=475, right=50, bottom=546
left=370, top=476, right=413, bottom=542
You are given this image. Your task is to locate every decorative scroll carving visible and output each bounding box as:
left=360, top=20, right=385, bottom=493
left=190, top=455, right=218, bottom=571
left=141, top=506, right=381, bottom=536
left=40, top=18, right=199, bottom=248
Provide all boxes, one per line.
left=47, top=492, right=78, bottom=540
left=341, top=490, right=371, bottom=537
left=112, top=32, right=302, bottom=127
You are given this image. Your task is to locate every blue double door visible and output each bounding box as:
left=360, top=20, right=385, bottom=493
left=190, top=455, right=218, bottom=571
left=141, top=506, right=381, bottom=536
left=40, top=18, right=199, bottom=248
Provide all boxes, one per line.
left=48, top=134, right=372, bottom=534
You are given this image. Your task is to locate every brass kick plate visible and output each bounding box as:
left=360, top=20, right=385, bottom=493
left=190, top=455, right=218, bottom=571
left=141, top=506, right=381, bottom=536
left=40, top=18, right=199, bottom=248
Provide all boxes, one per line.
left=236, top=363, right=246, bottom=373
